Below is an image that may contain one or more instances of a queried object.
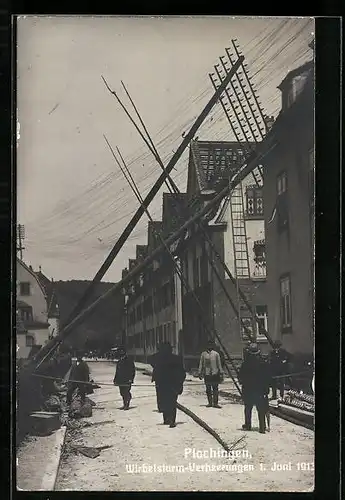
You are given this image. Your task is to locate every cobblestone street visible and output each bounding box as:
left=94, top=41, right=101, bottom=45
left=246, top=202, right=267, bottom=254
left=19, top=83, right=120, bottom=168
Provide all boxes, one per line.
left=55, top=362, right=314, bottom=492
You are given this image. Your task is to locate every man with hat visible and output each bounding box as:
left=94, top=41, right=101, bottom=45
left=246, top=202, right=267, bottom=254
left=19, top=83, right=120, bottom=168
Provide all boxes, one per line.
left=113, top=346, right=136, bottom=410
left=269, top=340, right=291, bottom=399
left=152, top=342, right=186, bottom=428
left=198, top=339, right=224, bottom=409
left=238, top=343, right=270, bottom=434
left=149, top=343, right=164, bottom=412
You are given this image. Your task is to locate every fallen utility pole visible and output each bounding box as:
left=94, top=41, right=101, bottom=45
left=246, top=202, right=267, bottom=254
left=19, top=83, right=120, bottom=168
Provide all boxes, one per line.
left=55, top=56, right=244, bottom=336
left=107, top=138, right=242, bottom=394
left=119, top=81, right=256, bottom=343
left=32, top=55, right=244, bottom=370
left=116, top=81, right=273, bottom=346
left=32, top=137, right=275, bottom=369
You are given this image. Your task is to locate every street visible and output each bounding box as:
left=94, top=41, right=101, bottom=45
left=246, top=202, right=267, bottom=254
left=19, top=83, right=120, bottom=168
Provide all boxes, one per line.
left=56, top=361, right=314, bottom=492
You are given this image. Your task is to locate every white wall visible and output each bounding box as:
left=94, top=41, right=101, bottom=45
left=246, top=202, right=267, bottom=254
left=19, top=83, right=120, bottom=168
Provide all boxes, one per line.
left=48, top=317, right=59, bottom=337
left=16, top=333, right=31, bottom=359
left=29, top=327, right=50, bottom=347
left=222, top=176, right=265, bottom=279
left=246, top=220, right=265, bottom=277
left=17, top=262, right=48, bottom=323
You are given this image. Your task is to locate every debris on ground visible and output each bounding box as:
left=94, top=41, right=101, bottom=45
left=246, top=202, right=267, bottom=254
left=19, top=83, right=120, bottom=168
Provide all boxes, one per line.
left=279, top=390, right=314, bottom=412
left=43, top=394, right=62, bottom=412
left=69, top=444, right=113, bottom=459
left=69, top=393, right=93, bottom=419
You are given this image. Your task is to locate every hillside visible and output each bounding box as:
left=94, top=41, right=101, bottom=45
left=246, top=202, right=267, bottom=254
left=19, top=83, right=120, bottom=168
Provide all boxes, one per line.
left=53, top=280, right=124, bottom=352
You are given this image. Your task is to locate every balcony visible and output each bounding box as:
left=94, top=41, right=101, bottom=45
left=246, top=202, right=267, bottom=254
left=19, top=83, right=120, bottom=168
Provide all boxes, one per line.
left=252, top=239, right=266, bottom=279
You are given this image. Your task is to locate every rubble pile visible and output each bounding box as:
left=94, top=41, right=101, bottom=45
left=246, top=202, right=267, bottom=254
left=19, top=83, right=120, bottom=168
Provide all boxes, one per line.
left=279, top=389, right=314, bottom=413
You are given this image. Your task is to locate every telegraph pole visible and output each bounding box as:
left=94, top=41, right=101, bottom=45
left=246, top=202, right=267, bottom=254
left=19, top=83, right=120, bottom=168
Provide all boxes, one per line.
left=17, top=224, right=25, bottom=260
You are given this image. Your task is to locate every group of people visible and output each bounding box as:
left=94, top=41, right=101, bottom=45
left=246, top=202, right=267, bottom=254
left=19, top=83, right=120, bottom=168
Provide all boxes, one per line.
left=196, top=339, right=292, bottom=434
left=66, top=339, right=293, bottom=435
left=112, top=342, right=185, bottom=427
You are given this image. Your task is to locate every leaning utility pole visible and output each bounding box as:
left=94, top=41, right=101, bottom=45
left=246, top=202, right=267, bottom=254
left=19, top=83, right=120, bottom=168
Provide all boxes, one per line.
left=32, top=137, right=274, bottom=370
left=60, top=56, right=244, bottom=329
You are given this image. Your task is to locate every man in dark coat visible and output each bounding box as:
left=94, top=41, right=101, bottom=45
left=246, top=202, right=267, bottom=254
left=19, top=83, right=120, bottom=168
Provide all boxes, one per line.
left=269, top=340, right=291, bottom=399
left=149, top=343, right=163, bottom=412
left=66, top=354, right=90, bottom=405
left=238, top=343, right=270, bottom=434
left=113, top=347, right=135, bottom=410
left=152, top=342, right=186, bottom=428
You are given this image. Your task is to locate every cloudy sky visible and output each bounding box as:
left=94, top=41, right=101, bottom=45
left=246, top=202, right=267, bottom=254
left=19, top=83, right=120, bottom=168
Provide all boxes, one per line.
left=17, top=16, right=314, bottom=283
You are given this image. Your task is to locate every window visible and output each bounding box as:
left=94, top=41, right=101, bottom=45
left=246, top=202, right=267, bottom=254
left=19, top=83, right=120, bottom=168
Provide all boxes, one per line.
left=276, top=172, right=289, bottom=231
left=20, top=282, right=31, bottom=296
left=246, top=186, right=264, bottom=217
left=277, top=172, right=288, bottom=195
left=26, top=335, right=34, bottom=347
left=20, top=306, right=33, bottom=322
left=280, top=275, right=292, bottom=332
left=255, top=305, right=268, bottom=340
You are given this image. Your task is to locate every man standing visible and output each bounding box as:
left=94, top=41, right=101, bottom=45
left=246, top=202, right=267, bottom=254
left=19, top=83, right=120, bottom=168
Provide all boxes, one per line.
left=152, top=342, right=186, bottom=428
left=148, top=343, right=163, bottom=412
left=238, top=343, right=270, bottom=434
left=113, top=347, right=135, bottom=410
left=198, top=340, right=224, bottom=409
left=269, top=340, right=291, bottom=399
left=66, top=353, right=90, bottom=405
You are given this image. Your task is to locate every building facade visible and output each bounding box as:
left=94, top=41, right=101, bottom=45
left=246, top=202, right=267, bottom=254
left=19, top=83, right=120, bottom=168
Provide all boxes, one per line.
left=180, top=141, right=269, bottom=365
left=16, top=259, right=50, bottom=357
left=121, top=142, right=270, bottom=366
left=36, top=268, right=60, bottom=339
left=263, top=59, right=314, bottom=357
left=123, top=194, right=187, bottom=361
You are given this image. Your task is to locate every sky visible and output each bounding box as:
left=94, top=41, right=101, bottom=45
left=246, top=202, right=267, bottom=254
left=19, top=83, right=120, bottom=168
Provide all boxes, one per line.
left=17, top=16, right=314, bottom=283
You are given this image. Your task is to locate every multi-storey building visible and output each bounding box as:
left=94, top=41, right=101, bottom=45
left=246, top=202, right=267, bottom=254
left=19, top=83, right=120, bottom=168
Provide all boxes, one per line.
left=123, top=193, right=187, bottom=361
left=16, top=258, right=51, bottom=358
left=179, top=141, right=268, bottom=367
left=121, top=141, right=269, bottom=366
left=263, top=58, right=314, bottom=357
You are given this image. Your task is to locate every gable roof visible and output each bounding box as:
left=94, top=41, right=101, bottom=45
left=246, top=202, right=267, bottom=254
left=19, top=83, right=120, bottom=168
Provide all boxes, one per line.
left=189, top=140, right=253, bottom=192
left=17, top=258, right=47, bottom=298
left=36, top=269, right=60, bottom=317
left=277, top=60, right=314, bottom=91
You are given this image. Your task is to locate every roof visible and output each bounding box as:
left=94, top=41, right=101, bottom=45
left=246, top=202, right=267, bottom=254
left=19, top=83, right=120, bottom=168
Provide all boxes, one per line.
left=136, top=245, right=148, bottom=262
left=147, top=221, right=163, bottom=251
left=36, top=270, right=60, bottom=317
left=17, top=300, right=30, bottom=308
left=277, top=60, right=314, bottom=91
left=190, top=140, right=253, bottom=191
left=162, top=192, right=188, bottom=236
left=17, top=258, right=47, bottom=298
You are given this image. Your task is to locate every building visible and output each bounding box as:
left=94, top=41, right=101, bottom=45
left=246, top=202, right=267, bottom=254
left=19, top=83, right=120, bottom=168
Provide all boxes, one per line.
left=121, top=141, right=269, bottom=366
left=123, top=193, right=187, bottom=361
left=263, top=59, right=314, bottom=357
left=16, top=258, right=51, bottom=358
left=179, top=141, right=268, bottom=366
left=36, top=267, right=60, bottom=339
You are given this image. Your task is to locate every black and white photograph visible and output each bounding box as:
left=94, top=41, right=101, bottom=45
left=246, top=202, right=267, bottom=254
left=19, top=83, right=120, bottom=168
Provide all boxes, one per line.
left=15, top=16, right=315, bottom=492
